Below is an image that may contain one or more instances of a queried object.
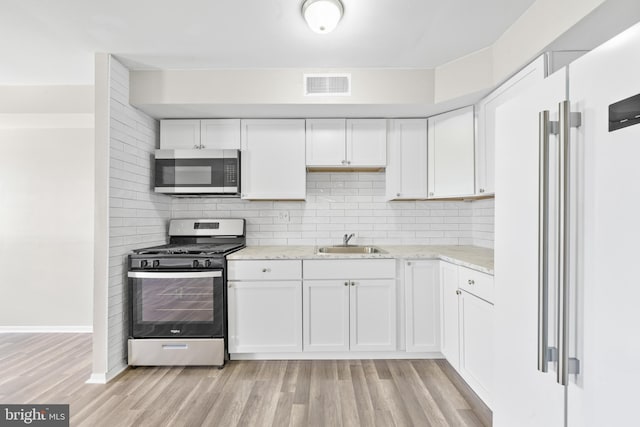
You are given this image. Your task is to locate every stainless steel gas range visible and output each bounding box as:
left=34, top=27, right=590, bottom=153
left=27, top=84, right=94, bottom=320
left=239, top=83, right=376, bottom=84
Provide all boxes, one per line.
left=127, top=218, right=245, bottom=368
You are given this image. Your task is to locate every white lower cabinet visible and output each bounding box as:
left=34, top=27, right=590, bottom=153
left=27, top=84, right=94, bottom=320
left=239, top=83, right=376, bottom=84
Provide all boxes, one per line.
left=404, top=260, right=440, bottom=352
left=303, top=259, right=397, bottom=352
left=303, top=279, right=396, bottom=352
left=459, top=289, right=493, bottom=406
left=302, top=280, right=350, bottom=352
left=440, top=261, right=460, bottom=368
left=440, top=262, right=494, bottom=407
left=350, top=279, right=396, bottom=351
left=227, top=260, right=303, bottom=353
left=228, top=281, right=302, bottom=353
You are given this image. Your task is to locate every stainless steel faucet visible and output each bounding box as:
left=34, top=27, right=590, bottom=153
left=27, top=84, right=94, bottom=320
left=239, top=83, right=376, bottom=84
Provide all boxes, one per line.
left=343, top=233, right=355, bottom=246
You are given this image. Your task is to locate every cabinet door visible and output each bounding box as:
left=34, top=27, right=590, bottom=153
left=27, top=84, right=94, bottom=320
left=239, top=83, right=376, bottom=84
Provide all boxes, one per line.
left=228, top=281, right=302, bottom=353
left=350, top=279, right=396, bottom=351
left=427, top=107, right=475, bottom=198
left=303, top=280, right=350, bottom=352
left=305, top=119, right=346, bottom=166
left=200, top=119, right=241, bottom=149
left=386, top=119, right=428, bottom=200
left=404, top=261, right=440, bottom=352
left=440, top=262, right=460, bottom=369
left=346, top=119, right=387, bottom=167
left=476, top=55, right=546, bottom=195
left=240, top=119, right=306, bottom=200
left=459, top=290, right=493, bottom=406
left=160, top=119, right=201, bottom=149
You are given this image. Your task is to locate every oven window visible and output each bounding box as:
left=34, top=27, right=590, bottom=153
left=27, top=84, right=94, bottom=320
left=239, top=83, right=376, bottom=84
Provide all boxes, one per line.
left=166, top=166, right=212, bottom=185
left=139, top=277, right=214, bottom=323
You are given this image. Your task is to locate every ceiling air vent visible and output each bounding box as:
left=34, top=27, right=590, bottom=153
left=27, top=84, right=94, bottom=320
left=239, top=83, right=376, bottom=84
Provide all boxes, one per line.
left=304, top=73, right=351, bottom=96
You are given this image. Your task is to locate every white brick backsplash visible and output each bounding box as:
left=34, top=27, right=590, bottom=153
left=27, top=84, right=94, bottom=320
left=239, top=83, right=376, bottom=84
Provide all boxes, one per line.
left=171, top=174, right=495, bottom=247
left=107, top=57, right=170, bottom=374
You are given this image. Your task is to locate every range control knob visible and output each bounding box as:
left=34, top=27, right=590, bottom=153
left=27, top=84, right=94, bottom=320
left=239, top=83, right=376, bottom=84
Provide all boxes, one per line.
left=140, top=260, right=148, bottom=268
left=152, top=260, right=160, bottom=268
left=193, top=260, right=200, bottom=268
left=205, top=260, right=212, bottom=268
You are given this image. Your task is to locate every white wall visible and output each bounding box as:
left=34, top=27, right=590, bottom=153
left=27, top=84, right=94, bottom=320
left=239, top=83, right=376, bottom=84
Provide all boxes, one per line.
left=106, top=58, right=171, bottom=378
left=0, top=86, right=94, bottom=330
left=172, top=172, right=494, bottom=248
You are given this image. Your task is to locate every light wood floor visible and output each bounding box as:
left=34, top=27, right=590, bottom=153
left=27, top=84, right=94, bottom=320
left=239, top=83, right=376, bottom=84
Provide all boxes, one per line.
left=0, top=334, right=491, bottom=426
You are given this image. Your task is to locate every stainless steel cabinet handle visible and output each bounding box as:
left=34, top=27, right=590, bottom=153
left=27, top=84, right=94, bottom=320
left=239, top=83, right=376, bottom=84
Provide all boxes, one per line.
left=479, top=188, right=485, bottom=193
left=467, top=279, right=475, bottom=285
left=351, top=282, right=355, bottom=286
left=344, top=282, right=349, bottom=286
left=262, top=268, right=271, bottom=273
left=456, top=290, right=461, bottom=295
left=538, top=110, right=552, bottom=373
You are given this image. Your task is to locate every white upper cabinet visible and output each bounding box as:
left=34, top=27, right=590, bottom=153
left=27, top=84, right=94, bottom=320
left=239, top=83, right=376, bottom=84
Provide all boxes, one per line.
left=160, top=119, right=241, bottom=150
left=305, top=119, right=346, bottom=166
left=386, top=119, right=428, bottom=200
left=427, top=106, right=475, bottom=198
left=200, top=119, right=241, bottom=149
left=346, top=119, right=387, bottom=167
left=240, top=119, right=306, bottom=200
left=160, top=119, right=201, bottom=149
left=306, top=118, right=387, bottom=168
left=475, top=55, right=546, bottom=195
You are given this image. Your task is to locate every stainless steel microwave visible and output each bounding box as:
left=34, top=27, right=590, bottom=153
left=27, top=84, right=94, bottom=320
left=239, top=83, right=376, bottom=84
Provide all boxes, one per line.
left=154, top=149, right=240, bottom=196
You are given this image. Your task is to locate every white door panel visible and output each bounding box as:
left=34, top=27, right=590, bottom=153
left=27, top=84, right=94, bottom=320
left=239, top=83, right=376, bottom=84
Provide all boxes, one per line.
left=493, top=69, right=567, bottom=427
left=567, top=21, right=640, bottom=427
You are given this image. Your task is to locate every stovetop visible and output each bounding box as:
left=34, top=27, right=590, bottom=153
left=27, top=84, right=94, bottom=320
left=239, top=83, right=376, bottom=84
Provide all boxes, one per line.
left=133, top=242, right=244, bottom=256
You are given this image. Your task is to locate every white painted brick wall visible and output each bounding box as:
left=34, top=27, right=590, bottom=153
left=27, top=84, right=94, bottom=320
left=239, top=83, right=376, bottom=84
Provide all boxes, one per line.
left=471, top=198, right=495, bottom=248
left=172, top=172, right=495, bottom=247
left=107, top=57, right=170, bottom=374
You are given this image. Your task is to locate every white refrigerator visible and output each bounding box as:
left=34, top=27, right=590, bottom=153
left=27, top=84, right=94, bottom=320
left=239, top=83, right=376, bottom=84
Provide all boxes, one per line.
left=494, top=21, right=640, bottom=427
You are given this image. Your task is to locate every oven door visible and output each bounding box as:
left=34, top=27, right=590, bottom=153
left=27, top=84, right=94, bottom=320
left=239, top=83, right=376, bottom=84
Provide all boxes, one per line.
left=128, top=270, right=224, bottom=338
left=154, top=149, right=239, bottom=194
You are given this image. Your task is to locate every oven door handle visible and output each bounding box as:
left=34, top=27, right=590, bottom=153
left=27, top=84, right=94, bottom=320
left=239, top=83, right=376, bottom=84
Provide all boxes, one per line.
left=128, top=271, right=222, bottom=279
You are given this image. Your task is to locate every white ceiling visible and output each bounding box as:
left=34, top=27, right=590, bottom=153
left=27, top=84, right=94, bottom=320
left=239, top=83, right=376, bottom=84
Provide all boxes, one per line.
left=0, top=0, right=536, bottom=85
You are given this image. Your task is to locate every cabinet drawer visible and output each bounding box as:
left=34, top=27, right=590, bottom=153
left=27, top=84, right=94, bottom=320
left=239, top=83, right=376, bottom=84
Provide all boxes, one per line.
left=458, top=266, right=494, bottom=303
left=228, top=260, right=302, bottom=281
left=304, top=259, right=395, bottom=280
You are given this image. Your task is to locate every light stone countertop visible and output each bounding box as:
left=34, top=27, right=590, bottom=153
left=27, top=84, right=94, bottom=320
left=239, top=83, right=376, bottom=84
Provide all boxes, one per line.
left=227, top=245, right=494, bottom=275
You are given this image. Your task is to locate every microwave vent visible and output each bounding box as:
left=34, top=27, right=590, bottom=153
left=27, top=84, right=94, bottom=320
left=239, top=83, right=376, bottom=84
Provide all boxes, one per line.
left=304, top=73, right=351, bottom=96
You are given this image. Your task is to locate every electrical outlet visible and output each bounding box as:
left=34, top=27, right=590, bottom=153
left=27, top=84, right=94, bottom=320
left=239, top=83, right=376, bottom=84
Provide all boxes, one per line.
left=276, top=211, right=290, bottom=223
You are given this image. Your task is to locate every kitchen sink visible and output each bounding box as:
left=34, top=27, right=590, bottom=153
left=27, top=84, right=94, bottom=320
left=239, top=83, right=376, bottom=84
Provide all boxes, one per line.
left=316, top=245, right=387, bottom=254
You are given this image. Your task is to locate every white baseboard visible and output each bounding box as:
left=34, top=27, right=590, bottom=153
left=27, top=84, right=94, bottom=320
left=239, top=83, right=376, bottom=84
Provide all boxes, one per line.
left=85, top=364, right=128, bottom=385
left=85, top=373, right=107, bottom=384
left=0, top=325, right=93, bottom=333
left=231, top=351, right=445, bottom=360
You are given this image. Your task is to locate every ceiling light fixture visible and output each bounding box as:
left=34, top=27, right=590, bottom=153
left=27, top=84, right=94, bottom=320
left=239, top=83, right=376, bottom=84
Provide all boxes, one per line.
left=302, top=0, right=344, bottom=35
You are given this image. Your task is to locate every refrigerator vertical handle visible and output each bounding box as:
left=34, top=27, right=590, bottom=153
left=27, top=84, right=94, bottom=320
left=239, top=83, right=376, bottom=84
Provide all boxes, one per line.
left=557, top=100, right=581, bottom=385
left=537, top=110, right=551, bottom=373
